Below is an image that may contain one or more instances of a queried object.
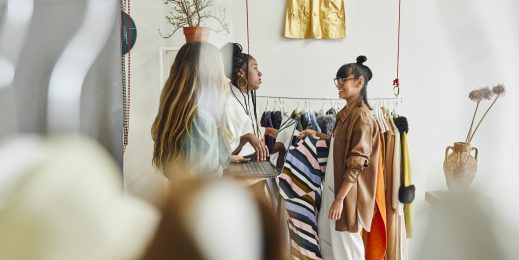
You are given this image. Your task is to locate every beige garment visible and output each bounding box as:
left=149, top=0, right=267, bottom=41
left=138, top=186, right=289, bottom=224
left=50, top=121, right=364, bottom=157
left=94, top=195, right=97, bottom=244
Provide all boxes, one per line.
left=389, top=116, right=408, bottom=260
left=384, top=115, right=398, bottom=260
left=284, top=0, right=346, bottom=39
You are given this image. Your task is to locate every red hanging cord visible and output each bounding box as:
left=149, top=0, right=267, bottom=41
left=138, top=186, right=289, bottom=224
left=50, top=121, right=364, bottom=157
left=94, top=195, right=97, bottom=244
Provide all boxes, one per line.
left=245, top=0, right=250, bottom=54
left=127, top=0, right=131, bottom=147
left=121, top=0, right=131, bottom=152
left=393, top=0, right=401, bottom=97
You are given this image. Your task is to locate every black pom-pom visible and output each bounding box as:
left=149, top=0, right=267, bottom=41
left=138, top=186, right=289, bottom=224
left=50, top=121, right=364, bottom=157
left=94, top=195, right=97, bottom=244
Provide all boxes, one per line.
left=399, top=184, right=416, bottom=204
left=356, top=55, right=367, bottom=65
left=394, top=116, right=409, bottom=134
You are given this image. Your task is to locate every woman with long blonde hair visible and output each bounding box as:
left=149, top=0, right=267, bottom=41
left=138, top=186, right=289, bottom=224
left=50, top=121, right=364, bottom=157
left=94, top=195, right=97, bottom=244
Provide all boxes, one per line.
left=152, top=42, right=236, bottom=178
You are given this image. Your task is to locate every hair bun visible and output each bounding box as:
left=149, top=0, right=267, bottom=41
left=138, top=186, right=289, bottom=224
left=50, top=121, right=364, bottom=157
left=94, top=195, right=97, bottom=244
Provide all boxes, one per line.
left=356, top=55, right=367, bottom=65
left=232, top=43, right=243, bottom=56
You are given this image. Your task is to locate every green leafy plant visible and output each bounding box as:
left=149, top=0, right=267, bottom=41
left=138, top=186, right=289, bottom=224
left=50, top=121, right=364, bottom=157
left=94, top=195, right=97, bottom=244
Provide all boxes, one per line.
left=159, top=0, right=230, bottom=38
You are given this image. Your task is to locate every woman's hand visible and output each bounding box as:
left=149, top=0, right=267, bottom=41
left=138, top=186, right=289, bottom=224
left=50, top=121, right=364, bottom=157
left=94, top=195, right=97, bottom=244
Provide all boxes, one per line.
left=230, top=155, right=251, bottom=163
left=298, top=129, right=317, bottom=140
left=328, top=198, right=344, bottom=220
left=233, top=133, right=269, bottom=161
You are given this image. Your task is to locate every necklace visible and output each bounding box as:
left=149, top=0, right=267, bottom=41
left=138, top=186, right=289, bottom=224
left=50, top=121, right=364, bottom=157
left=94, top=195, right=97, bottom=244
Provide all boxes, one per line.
left=231, top=86, right=260, bottom=136
left=231, top=85, right=250, bottom=115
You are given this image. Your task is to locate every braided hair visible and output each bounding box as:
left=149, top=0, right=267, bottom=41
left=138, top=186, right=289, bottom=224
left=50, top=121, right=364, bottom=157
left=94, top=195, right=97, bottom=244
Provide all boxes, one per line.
left=336, top=55, right=374, bottom=110
left=220, top=42, right=261, bottom=136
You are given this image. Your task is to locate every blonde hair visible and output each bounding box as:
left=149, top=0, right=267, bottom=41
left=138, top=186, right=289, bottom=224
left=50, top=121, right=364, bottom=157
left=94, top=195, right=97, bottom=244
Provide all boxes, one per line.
left=151, top=42, right=230, bottom=173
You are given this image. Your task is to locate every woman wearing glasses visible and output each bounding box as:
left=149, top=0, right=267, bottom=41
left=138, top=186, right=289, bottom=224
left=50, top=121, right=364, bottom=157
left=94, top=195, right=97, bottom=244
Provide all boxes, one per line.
left=299, top=56, right=381, bottom=259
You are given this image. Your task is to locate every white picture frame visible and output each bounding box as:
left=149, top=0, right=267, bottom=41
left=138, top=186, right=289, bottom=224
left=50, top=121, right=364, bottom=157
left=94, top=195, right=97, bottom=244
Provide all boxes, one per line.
left=158, top=46, right=180, bottom=89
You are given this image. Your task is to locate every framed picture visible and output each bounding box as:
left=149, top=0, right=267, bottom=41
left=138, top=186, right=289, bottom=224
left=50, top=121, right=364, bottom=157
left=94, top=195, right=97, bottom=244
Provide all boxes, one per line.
left=158, top=46, right=180, bottom=89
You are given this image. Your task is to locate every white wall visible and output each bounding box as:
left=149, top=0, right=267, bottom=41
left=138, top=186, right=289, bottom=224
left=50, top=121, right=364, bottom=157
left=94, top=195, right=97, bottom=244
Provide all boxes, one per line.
left=123, top=0, right=235, bottom=204
left=125, top=0, right=519, bottom=257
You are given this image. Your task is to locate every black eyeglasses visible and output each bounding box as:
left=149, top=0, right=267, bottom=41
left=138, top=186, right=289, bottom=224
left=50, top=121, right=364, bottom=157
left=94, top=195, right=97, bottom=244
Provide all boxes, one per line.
left=334, top=77, right=356, bottom=86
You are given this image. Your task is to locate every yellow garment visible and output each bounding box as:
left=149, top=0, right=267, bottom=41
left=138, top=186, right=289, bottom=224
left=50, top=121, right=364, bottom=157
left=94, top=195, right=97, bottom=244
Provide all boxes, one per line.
left=401, top=132, right=413, bottom=238
left=284, top=0, right=346, bottom=39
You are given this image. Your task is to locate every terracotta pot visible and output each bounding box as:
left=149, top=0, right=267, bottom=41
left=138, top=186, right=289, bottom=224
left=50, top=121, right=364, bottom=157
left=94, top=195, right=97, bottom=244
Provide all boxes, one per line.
left=443, top=142, right=478, bottom=191
left=183, top=26, right=210, bottom=43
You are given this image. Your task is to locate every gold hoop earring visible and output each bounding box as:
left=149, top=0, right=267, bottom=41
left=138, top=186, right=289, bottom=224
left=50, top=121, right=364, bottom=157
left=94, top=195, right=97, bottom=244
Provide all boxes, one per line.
left=238, top=77, right=248, bottom=88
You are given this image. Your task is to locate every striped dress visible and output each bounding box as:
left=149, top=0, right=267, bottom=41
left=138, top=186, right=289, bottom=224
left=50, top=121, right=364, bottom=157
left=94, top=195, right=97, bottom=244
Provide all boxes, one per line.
left=277, top=136, right=329, bottom=260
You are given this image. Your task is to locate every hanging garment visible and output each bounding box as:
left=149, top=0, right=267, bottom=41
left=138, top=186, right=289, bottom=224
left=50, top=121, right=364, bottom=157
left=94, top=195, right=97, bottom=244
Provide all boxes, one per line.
left=269, top=116, right=300, bottom=168
left=318, top=136, right=364, bottom=260
left=301, top=112, right=311, bottom=130
left=395, top=203, right=408, bottom=260
left=316, top=114, right=336, bottom=136
left=401, top=128, right=413, bottom=238
left=390, top=116, right=408, bottom=260
left=260, top=111, right=272, bottom=128
left=291, top=110, right=303, bottom=130
left=273, top=111, right=283, bottom=129
left=278, top=136, right=329, bottom=260
left=260, top=111, right=276, bottom=153
left=384, top=114, right=399, bottom=260
left=309, top=112, right=322, bottom=133
left=326, top=107, right=337, bottom=116
left=361, top=137, right=387, bottom=260
left=225, top=86, right=263, bottom=156
left=284, top=0, right=346, bottom=39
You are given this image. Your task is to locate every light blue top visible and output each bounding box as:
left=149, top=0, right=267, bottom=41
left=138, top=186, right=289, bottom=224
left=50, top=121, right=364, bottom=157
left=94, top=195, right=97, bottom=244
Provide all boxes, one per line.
left=180, top=110, right=231, bottom=177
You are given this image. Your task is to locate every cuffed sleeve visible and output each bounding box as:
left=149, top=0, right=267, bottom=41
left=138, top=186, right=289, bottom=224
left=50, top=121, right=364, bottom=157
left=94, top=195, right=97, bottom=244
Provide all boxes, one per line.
left=343, top=123, right=373, bottom=183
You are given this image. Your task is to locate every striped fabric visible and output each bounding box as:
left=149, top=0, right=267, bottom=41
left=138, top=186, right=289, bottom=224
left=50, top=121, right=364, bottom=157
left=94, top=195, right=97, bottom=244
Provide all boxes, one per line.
left=278, top=136, right=329, bottom=260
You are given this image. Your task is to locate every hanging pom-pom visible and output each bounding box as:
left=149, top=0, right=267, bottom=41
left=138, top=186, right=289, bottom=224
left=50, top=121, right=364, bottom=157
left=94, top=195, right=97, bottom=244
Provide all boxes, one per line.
left=399, top=184, right=415, bottom=204
left=394, top=116, right=409, bottom=134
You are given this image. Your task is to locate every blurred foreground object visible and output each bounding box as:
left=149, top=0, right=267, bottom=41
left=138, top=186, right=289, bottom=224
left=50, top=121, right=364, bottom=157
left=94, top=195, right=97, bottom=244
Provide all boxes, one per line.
left=420, top=191, right=503, bottom=260
left=0, top=136, right=158, bottom=260
left=141, top=176, right=285, bottom=260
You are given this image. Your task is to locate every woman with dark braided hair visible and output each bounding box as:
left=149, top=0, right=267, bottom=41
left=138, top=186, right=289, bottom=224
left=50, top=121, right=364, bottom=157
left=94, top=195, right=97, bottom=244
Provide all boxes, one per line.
left=220, top=42, right=276, bottom=162
left=299, top=56, right=381, bottom=259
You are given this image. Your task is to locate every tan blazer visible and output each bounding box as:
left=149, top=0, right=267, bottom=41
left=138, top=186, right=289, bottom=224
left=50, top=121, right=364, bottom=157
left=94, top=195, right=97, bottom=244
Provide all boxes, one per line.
left=284, top=0, right=346, bottom=39
left=332, top=100, right=380, bottom=232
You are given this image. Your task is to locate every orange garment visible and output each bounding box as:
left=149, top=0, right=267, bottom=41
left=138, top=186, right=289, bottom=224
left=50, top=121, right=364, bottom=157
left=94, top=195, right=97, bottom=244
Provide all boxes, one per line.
left=362, top=136, right=387, bottom=260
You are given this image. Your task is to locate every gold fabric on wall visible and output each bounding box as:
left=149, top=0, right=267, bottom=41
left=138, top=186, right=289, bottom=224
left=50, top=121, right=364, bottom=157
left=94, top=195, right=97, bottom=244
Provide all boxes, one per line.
left=284, top=0, right=346, bottom=39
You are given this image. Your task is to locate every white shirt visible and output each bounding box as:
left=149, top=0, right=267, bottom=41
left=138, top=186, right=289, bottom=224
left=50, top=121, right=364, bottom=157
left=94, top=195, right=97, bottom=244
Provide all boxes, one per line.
left=225, top=85, right=263, bottom=156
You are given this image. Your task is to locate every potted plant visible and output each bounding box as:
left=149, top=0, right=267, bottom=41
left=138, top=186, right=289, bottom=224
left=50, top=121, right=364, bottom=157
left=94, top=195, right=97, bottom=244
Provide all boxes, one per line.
left=443, top=84, right=506, bottom=190
left=159, top=0, right=230, bottom=42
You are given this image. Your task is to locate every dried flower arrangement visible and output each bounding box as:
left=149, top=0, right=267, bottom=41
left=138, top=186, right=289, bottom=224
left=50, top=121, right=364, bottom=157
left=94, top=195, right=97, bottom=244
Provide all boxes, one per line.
left=465, top=84, right=506, bottom=143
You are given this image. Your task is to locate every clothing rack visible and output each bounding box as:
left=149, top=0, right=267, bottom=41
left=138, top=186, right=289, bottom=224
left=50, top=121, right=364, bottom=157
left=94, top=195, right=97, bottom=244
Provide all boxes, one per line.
left=256, top=95, right=402, bottom=103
